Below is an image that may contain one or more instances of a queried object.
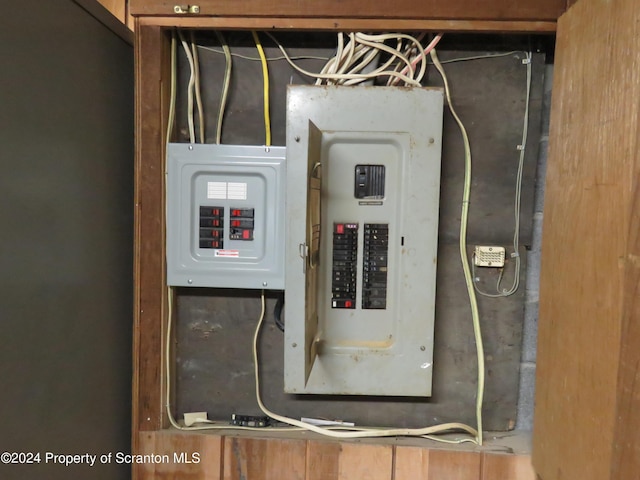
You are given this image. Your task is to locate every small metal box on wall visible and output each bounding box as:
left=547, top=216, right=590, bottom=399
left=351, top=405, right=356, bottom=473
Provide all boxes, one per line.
left=166, top=143, right=286, bottom=289
left=284, top=85, right=444, bottom=396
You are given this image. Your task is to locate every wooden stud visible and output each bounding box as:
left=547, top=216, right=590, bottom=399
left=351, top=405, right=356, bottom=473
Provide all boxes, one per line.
left=132, top=21, right=169, bottom=440
left=612, top=79, right=640, bottom=480
left=394, top=446, right=430, bottom=480
left=427, top=450, right=481, bottom=480
left=223, top=437, right=307, bottom=480
left=136, top=431, right=223, bottom=480
left=337, top=444, right=393, bottom=480
left=394, top=447, right=481, bottom=480
left=481, top=454, right=536, bottom=480
left=533, top=0, right=640, bottom=479
left=306, top=441, right=341, bottom=480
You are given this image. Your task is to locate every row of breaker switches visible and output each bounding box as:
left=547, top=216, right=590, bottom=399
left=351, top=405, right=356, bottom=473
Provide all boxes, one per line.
left=362, top=224, right=389, bottom=309
left=229, top=207, right=254, bottom=240
left=331, top=223, right=358, bottom=309
left=199, top=206, right=255, bottom=248
left=199, top=206, right=224, bottom=249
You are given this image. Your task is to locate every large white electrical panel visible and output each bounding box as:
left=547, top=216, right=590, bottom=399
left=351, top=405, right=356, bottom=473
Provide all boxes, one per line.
left=166, top=143, right=286, bottom=289
left=284, top=86, right=444, bottom=396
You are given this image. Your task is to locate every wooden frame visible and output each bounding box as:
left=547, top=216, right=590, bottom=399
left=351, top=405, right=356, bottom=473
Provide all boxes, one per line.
left=533, top=0, right=640, bottom=479
left=130, top=0, right=567, bottom=22
left=132, top=17, right=543, bottom=477
left=132, top=0, right=640, bottom=478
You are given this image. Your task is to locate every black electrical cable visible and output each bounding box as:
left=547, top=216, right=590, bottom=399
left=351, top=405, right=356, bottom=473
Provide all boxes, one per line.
left=274, top=294, right=285, bottom=332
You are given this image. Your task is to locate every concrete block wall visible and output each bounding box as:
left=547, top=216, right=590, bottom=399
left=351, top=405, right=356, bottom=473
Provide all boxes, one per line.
left=516, top=64, right=553, bottom=430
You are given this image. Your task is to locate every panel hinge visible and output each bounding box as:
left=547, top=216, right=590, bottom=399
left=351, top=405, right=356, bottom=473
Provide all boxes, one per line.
left=299, top=243, right=309, bottom=274
left=174, top=5, right=200, bottom=14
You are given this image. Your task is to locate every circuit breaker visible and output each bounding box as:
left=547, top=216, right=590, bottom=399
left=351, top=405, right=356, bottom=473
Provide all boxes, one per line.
left=166, top=143, right=286, bottom=289
left=284, top=85, right=444, bottom=396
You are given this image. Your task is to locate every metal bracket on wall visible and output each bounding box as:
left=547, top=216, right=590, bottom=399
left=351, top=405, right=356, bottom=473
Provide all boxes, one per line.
left=174, top=5, right=200, bottom=14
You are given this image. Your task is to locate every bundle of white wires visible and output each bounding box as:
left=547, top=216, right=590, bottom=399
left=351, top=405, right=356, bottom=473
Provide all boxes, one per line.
left=265, top=32, right=440, bottom=87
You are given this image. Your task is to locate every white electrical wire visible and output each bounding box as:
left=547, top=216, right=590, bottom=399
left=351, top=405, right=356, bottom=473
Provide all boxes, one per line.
left=436, top=51, right=521, bottom=64
left=177, top=30, right=196, bottom=144
left=165, top=288, right=308, bottom=432
left=197, top=45, right=331, bottom=63
left=162, top=287, right=478, bottom=441
left=473, top=51, right=532, bottom=298
left=430, top=48, right=485, bottom=445
left=214, top=31, right=232, bottom=144
left=190, top=32, right=205, bottom=144
left=197, top=45, right=521, bottom=68
left=166, top=30, right=177, bottom=145
left=356, top=32, right=427, bottom=83
left=252, top=291, right=479, bottom=440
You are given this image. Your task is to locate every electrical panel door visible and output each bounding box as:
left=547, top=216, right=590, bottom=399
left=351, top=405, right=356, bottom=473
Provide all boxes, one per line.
left=284, top=85, right=444, bottom=396
left=166, top=143, right=286, bottom=289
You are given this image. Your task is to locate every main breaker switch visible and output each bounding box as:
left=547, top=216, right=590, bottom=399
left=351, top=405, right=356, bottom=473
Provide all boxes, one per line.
left=354, top=165, right=385, bottom=199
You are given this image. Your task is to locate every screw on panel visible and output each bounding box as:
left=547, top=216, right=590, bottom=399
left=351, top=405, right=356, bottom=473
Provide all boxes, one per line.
left=188, top=279, right=193, bottom=284
left=292, top=343, right=297, bottom=348
left=295, top=136, right=301, bottom=142
left=262, top=282, right=268, bottom=287
left=420, top=346, right=426, bottom=351
left=265, top=147, right=270, bottom=153
left=188, top=145, right=193, bottom=150
left=428, top=137, right=435, bottom=144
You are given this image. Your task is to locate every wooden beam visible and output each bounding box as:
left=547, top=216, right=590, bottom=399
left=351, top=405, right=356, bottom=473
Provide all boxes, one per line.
left=135, top=433, right=539, bottom=480
left=130, top=0, right=565, bottom=21
left=133, top=21, right=169, bottom=443
left=223, top=437, right=307, bottom=479
left=306, top=441, right=341, bottom=480
left=136, top=16, right=557, bottom=33
left=481, top=453, right=536, bottom=480
left=394, top=447, right=481, bottom=480
left=136, top=431, right=223, bottom=479
left=612, top=65, right=640, bottom=480
left=533, top=0, right=640, bottom=479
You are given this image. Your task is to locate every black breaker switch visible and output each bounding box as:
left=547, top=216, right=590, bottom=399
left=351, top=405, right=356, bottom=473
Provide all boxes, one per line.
left=355, top=165, right=386, bottom=199
left=362, top=223, right=389, bottom=309
left=331, top=223, right=358, bottom=309
left=199, top=206, right=224, bottom=249
left=229, top=207, right=255, bottom=241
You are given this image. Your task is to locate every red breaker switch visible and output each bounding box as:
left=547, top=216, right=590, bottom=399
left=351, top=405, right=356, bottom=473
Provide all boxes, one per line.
left=229, top=206, right=255, bottom=240
left=230, top=208, right=255, bottom=218
left=230, top=228, right=254, bottom=241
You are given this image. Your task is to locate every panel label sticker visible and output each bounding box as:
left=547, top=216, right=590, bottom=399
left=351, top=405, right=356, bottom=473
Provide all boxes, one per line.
left=214, top=249, right=240, bottom=258
left=207, top=182, right=248, bottom=200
